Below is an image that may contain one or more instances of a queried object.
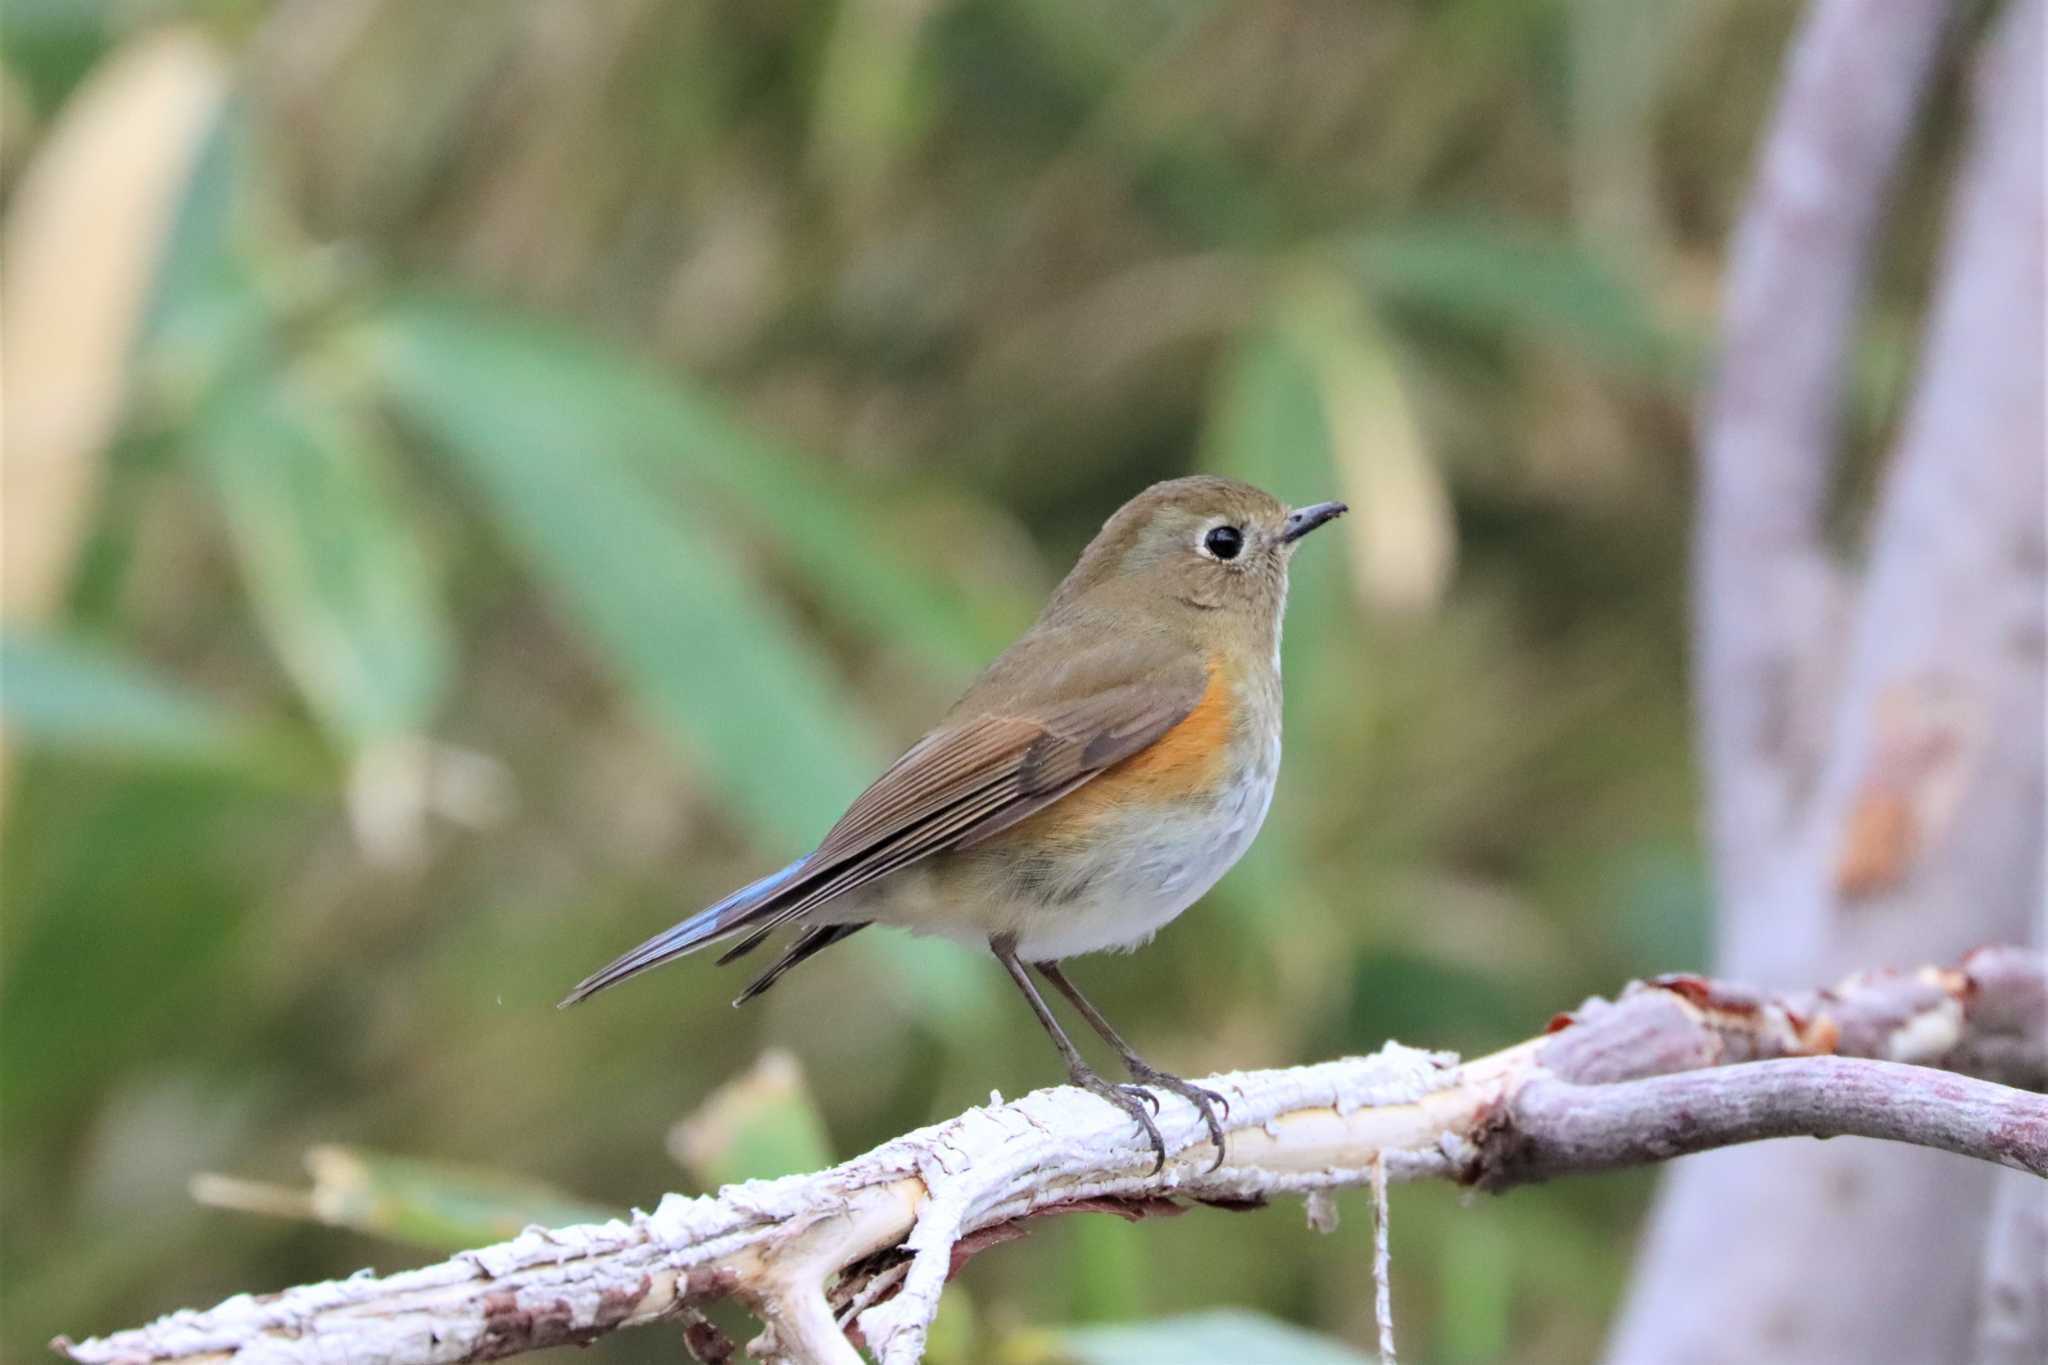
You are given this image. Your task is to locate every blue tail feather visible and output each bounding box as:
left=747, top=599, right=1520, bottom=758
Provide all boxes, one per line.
left=558, top=857, right=807, bottom=1007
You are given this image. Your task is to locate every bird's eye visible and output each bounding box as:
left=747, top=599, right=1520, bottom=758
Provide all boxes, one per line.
left=1203, top=525, right=1245, bottom=560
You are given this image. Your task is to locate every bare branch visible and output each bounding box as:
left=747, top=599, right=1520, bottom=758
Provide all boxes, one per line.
left=1692, top=0, right=1953, bottom=915
left=54, top=949, right=2045, bottom=1365
left=1497, top=1060, right=2042, bottom=1183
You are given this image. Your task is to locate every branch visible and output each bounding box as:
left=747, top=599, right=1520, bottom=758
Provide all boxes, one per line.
left=54, top=947, right=2045, bottom=1365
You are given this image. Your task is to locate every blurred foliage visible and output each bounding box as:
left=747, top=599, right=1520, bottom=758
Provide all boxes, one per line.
left=1040, top=1309, right=1376, bottom=1364
left=0, top=0, right=1957, bottom=1361
left=667, top=1048, right=836, bottom=1189
left=191, top=1145, right=622, bottom=1254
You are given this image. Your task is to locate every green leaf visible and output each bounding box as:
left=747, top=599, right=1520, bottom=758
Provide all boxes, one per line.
left=667, top=1049, right=834, bottom=1189
left=135, top=100, right=272, bottom=414
left=0, top=629, right=319, bottom=785
left=139, top=98, right=243, bottom=341
left=381, top=293, right=1004, bottom=673
left=373, top=295, right=884, bottom=847
left=1350, top=219, right=1693, bottom=380
left=192, top=1145, right=620, bottom=1253
left=191, top=366, right=452, bottom=750
left=1276, top=279, right=1455, bottom=615
left=1053, top=1309, right=1375, bottom=1365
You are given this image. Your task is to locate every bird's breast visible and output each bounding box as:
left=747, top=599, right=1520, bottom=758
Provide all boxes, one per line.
left=1046, top=660, right=1242, bottom=824
left=889, top=659, right=1283, bottom=960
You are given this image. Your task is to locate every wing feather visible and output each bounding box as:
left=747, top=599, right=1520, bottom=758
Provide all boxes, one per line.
left=563, top=636, right=1210, bottom=1003
left=754, top=668, right=1206, bottom=929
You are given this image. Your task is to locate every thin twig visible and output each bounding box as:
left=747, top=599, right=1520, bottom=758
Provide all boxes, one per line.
left=1372, top=1150, right=1395, bottom=1365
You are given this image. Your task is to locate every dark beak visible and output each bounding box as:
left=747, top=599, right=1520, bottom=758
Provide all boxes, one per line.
left=1281, top=500, right=1347, bottom=543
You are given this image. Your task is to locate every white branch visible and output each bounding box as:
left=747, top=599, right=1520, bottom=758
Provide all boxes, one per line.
left=53, top=948, right=2045, bottom=1365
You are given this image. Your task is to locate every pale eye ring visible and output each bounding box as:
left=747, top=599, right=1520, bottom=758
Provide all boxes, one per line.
left=1202, top=525, right=1245, bottom=560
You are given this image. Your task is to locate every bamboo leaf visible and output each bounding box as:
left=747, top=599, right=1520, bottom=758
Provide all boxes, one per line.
left=1351, top=219, right=1692, bottom=379
left=193, top=1146, right=619, bottom=1253
left=0, top=629, right=319, bottom=785
left=0, top=28, right=227, bottom=623
left=373, top=296, right=885, bottom=847
left=190, top=366, right=452, bottom=751
left=381, top=293, right=1004, bottom=672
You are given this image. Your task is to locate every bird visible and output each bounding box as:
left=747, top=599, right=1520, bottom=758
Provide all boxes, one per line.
left=562, top=476, right=1347, bottom=1172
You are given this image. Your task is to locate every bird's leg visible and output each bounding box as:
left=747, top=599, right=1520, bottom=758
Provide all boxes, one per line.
left=990, top=935, right=1169, bottom=1174
left=1033, top=960, right=1229, bottom=1168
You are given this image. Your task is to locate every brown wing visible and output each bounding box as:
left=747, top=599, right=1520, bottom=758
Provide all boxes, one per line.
left=563, top=634, right=1209, bottom=1004
left=722, top=638, right=1211, bottom=948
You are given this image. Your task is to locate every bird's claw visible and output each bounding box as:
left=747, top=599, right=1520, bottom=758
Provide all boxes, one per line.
left=1126, top=1065, right=1230, bottom=1172
left=1066, top=1061, right=1233, bottom=1176
left=1070, top=1069, right=1170, bottom=1173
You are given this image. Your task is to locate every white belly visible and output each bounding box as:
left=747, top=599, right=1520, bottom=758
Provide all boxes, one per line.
left=863, top=729, right=1282, bottom=962
left=1008, top=759, right=1278, bottom=959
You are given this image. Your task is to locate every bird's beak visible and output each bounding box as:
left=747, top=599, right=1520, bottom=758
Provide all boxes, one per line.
left=1281, top=500, right=1348, bottom=543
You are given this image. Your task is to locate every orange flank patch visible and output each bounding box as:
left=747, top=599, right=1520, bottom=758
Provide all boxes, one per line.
left=1101, top=660, right=1234, bottom=796
left=997, top=660, right=1235, bottom=851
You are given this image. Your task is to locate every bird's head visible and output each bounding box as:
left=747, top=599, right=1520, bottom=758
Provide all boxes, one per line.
left=1045, top=476, right=1347, bottom=631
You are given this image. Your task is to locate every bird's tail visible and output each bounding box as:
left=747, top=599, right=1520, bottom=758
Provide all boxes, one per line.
left=558, top=857, right=807, bottom=1007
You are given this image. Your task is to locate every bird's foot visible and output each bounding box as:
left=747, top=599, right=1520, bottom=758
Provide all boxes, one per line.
left=1124, top=1062, right=1230, bottom=1171
left=1067, top=1065, right=1170, bottom=1174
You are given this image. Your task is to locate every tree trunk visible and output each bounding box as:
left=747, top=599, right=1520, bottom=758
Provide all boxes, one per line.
left=1606, top=1, right=2046, bottom=1361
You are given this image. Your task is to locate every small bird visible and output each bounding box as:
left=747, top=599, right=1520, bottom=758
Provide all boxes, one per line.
left=563, top=476, right=1346, bottom=1171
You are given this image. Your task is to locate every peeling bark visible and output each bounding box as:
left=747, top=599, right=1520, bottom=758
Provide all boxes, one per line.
left=54, top=950, right=2046, bottom=1365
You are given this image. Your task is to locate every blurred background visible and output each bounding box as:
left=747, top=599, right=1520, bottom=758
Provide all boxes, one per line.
left=0, top=1, right=1971, bottom=1361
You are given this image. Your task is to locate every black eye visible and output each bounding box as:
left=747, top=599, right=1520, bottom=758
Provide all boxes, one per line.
left=1204, top=525, right=1245, bottom=560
